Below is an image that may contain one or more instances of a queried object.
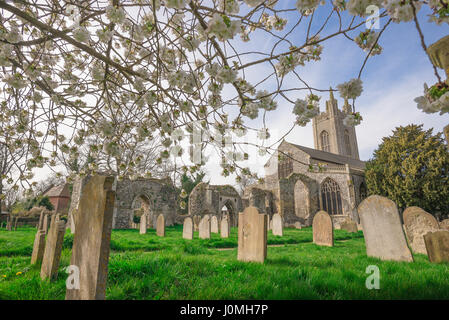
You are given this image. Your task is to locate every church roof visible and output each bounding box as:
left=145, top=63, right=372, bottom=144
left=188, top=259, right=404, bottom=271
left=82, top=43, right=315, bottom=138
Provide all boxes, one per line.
left=44, top=184, right=70, bottom=198
left=285, top=141, right=366, bottom=169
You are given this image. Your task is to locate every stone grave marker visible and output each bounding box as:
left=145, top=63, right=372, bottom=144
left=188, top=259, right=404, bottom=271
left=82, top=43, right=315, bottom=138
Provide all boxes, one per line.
left=156, top=214, right=165, bottom=237
left=272, top=213, right=283, bottom=236
left=220, top=215, right=230, bottom=238
left=66, top=175, right=115, bottom=300
left=312, top=211, right=333, bottom=247
left=423, top=230, right=449, bottom=263
left=199, top=215, right=211, bottom=239
left=183, top=217, right=194, bottom=240
left=139, top=213, right=148, bottom=235
left=439, top=219, right=449, bottom=231
left=40, top=215, right=66, bottom=280
left=340, top=219, right=358, bottom=233
left=358, top=195, right=413, bottom=262
left=211, top=215, right=219, bottom=233
left=31, top=229, right=46, bottom=265
left=403, top=206, right=439, bottom=254
left=237, top=207, right=267, bottom=263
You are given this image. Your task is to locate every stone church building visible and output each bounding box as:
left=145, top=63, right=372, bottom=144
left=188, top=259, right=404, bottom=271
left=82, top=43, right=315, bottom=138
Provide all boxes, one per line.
left=243, top=92, right=367, bottom=227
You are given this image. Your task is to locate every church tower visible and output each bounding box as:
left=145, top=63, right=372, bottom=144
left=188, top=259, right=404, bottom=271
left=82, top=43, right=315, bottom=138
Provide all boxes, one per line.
left=312, top=90, right=360, bottom=159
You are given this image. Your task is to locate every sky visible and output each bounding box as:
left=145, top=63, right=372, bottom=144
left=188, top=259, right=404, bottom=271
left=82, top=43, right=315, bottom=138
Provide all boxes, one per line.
left=199, top=3, right=449, bottom=187
left=30, top=2, right=449, bottom=189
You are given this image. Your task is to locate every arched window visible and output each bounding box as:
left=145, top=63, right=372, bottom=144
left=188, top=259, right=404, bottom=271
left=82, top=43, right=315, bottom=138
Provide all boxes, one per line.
left=320, top=131, right=330, bottom=152
left=344, top=130, right=351, bottom=157
left=278, top=152, right=293, bottom=179
left=321, top=178, right=342, bottom=215
left=359, top=182, right=367, bottom=204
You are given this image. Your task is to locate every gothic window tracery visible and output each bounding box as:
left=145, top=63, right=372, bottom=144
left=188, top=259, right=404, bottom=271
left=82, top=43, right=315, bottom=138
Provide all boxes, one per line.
left=321, top=178, right=342, bottom=215
left=320, top=130, right=330, bottom=152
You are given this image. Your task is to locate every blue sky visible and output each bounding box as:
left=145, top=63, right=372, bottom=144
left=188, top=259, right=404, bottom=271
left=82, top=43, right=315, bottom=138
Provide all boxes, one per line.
left=202, top=3, right=449, bottom=185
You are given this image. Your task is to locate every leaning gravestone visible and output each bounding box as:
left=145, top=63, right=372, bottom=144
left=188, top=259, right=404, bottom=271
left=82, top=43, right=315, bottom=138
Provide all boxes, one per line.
left=40, top=215, right=66, bottom=280
left=183, top=217, right=193, bottom=240
left=237, top=207, right=268, bottom=263
left=31, top=229, right=46, bottom=265
left=358, top=195, right=413, bottom=262
left=312, top=211, right=333, bottom=247
left=37, top=209, right=45, bottom=230
left=440, top=219, right=449, bottom=231
left=139, top=213, right=148, bottom=235
left=42, top=214, right=50, bottom=234
left=423, top=230, right=449, bottom=263
left=211, top=215, right=219, bottom=233
left=220, top=216, right=230, bottom=238
left=272, top=213, right=283, bottom=236
left=199, top=215, right=211, bottom=239
left=340, top=219, right=358, bottom=233
left=156, top=214, right=165, bottom=237
left=66, top=175, right=115, bottom=300
left=403, top=206, right=439, bottom=254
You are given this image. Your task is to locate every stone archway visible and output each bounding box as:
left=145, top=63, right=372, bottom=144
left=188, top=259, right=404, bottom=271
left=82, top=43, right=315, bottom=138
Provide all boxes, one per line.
left=221, top=199, right=236, bottom=227
left=130, top=194, right=152, bottom=229
left=294, top=179, right=310, bottom=220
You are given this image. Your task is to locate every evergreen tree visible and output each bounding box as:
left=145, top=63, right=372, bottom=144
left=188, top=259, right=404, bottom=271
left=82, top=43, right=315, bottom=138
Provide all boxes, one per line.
left=365, top=124, right=449, bottom=218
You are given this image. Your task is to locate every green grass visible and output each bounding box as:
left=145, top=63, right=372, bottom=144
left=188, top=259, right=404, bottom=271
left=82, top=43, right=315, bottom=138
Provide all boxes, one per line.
left=0, top=225, right=448, bottom=300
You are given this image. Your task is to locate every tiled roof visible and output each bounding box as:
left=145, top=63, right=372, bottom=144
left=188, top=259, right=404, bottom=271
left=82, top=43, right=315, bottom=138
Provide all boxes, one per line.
left=44, top=184, right=70, bottom=198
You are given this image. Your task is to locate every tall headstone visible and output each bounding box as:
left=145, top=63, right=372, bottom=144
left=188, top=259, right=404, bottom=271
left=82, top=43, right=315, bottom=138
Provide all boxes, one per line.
left=38, top=209, right=45, bottom=230
left=42, top=214, right=50, bottom=234
left=403, top=206, right=439, bottom=254
left=183, top=217, right=193, bottom=240
left=31, top=230, right=46, bottom=265
left=237, top=207, right=267, bottom=263
left=40, top=215, right=66, bottom=280
left=312, top=211, right=333, bottom=247
left=199, top=215, right=211, bottom=239
left=358, top=195, right=413, bottom=262
left=66, top=175, right=115, bottom=300
left=220, top=215, right=230, bottom=238
left=211, top=215, right=219, bottom=233
left=193, top=215, right=201, bottom=231
left=423, top=230, right=449, bottom=263
left=340, top=219, right=358, bottom=233
left=439, top=219, right=449, bottom=231
left=156, top=214, right=165, bottom=237
left=272, top=213, right=283, bottom=236
left=139, top=213, right=147, bottom=235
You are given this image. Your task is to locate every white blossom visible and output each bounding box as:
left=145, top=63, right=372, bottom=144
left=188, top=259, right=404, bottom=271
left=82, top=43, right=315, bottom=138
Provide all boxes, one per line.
left=337, top=78, right=363, bottom=100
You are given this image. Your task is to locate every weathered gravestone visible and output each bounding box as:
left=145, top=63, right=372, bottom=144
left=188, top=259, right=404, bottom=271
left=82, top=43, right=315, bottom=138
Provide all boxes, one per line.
left=66, top=175, right=115, bottom=300
left=312, top=211, right=333, bottom=247
left=237, top=207, right=267, bottom=263
left=272, top=213, right=283, bottom=236
left=139, top=213, right=148, bottom=235
left=37, top=209, right=45, bottom=230
left=42, top=214, right=50, bottom=234
left=340, top=219, right=358, bottom=233
left=183, top=217, right=194, bottom=240
left=40, top=215, right=66, bottom=280
left=403, top=206, right=439, bottom=254
left=193, top=215, right=201, bottom=231
left=199, top=215, right=211, bottom=239
left=220, top=216, right=230, bottom=238
left=156, top=214, right=165, bottom=237
left=423, top=230, right=449, bottom=263
left=211, top=215, right=219, bottom=233
left=440, top=219, right=449, bottom=231
left=31, top=229, right=46, bottom=265
left=294, top=222, right=302, bottom=229
left=358, top=195, right=413, bottom=262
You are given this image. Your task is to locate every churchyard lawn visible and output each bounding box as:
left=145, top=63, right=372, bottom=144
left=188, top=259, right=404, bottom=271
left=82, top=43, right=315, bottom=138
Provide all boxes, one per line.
left=0, top=225, right=448, bottom=300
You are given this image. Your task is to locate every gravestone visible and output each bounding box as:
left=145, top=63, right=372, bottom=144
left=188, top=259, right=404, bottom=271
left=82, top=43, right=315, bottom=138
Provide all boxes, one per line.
left=14, top=217, right=19, bottom=231
left=294, top=222, right=302, bottom=229
left=6, top=216, right=11, bottom=231
left=423, top=230, right=449, bottom=263
left=272, top=213, right=283, bottom=236
left=40, top=215, right=66, bottom=280
left=358, top=195, right=413, bottom=262
left=183, top=217, right=193, bottom=240
left=193, top=215, right=201, bottom=231
left=312, top=211, right=333, bottom=247
left=237, top=207, right=267, bottom=263
left=42, top=214, right=50, bottom=234
left=31, top=230, right=46, bottom=265
left=211, top=215, right=219, bottom=233
left=139, top=213, right=147, bottom=235
left=66, top=175, right=115, bottom=300
left=199, top=215, right=211, bottom=239
left=156, top=214, right=165, bottom=237
left=340, top=219, right=358, bottom=233
left=220, top=216, right=230, bottom=238
left=440, top=219, right=449, bottom=231
left=38, top=209, right=45, bottom=230
left=403, top=206, right=439, bottom=254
